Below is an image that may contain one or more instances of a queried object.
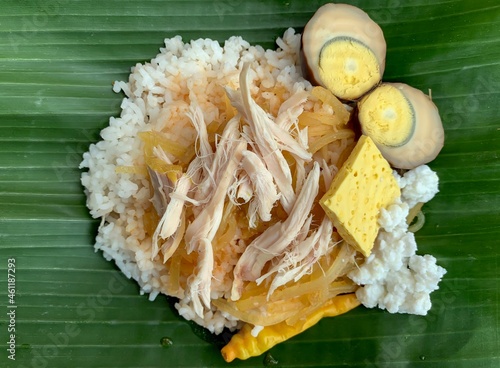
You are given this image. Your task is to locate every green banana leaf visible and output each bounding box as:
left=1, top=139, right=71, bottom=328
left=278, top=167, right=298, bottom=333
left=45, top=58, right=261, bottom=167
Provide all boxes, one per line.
left=1, top=0, right=499, bottom=367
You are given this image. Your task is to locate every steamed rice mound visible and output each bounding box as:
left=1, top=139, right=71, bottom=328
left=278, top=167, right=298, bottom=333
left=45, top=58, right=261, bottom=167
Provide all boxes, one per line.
left=80, top=29, right=319, bottom=333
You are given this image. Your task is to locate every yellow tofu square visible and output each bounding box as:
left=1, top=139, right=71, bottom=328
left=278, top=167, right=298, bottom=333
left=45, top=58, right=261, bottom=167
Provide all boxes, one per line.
left=320, top=135, right=400, bottom=257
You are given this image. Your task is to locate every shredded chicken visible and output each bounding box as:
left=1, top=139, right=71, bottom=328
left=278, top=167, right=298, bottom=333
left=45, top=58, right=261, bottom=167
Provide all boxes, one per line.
left=188, top=238, right=214, bottom=318
left=267, top=121, right=311, bottom=161
left=275, top=90, right=310, bottom=131
left=147, top=166, right=172, bottom=216
left=158, top=175, right=191, bottom=239
left=185, top=139, right=247, bottom=317
left=297, top=215, right=314, bottom=243
left=293, top=129, right=311, bottom=193
left=227, top=171, right=253, bottom=205
left=226, top=63, right=303, bottom=213
left=149, top=150, right=203, bottom=261
left=152, top=145, right=174, bottom=165
left=236, top=174, right=253, bottom=204
left=261, top=225, right=323, bottom=297
left=231, top=162, right=321, bottom=300
left=187, top=105, right=213, bottom=167
left=262, top=216, right=335, bottom=296
left=151, top=173, right=191, bottom=260
left=240, top=149, right=280, bottom=228
left=197, top=115, right=241, bottom=206
left=160, top=211, right=186, bottom=263
left=187, top=105, right=215, bottom=208
left=320, top=159, right=335, bottom=189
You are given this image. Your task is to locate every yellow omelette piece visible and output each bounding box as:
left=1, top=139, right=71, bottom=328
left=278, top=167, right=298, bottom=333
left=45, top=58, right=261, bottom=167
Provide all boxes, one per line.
left=320, top=135, right=400, bottom=257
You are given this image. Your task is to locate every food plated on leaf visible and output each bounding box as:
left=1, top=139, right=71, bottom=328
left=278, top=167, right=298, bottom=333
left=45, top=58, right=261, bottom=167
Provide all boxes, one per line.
left=81, top=3, right=446, bottom=362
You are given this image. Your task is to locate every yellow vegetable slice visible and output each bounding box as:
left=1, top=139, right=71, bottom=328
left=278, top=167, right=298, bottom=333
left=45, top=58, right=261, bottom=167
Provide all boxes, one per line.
left=221, top=293, right=360, bottom=362
left=115, top=165, right=148, bottom=175
left=138, top=130, right=187, bottom=158
left=212, top=297, right=304, bottom=327
left=311, top=86, right=350, bottom=124
left=298, top=111, right=341, bottom=127
left=166, top=248, right=184, bottom=298
left=308, top=129, right=355, bottom=154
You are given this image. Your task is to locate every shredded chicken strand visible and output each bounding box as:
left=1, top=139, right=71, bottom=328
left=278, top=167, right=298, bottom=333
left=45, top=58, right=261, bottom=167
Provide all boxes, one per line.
left=151, top=173, right=192, bottom=260
left=161, top=211, right=186, bottom=263
left=211, top=116, right=241, bottom=179
left=293, top=129, right=311, bottom=193
left=320, top=159, right=335, bottom=189
left=147, top=166, right=172, bottom=216
left=160, top=175, right=191, bottom=239
left=152, top=145, right=173, bottom=165
left=296, top=214, right=314, bottom=243
left=187, top=104, right=215, bottom=208
left=227, top=171, right=246, bottom=203
left=275, top=90, right=310, bottom=131
left=189, top=238, right=214, bottom=318
left=187, top=105, right=213, bottom=167
left=240, top=149, right=280, bottom=228
left=195, top=115, right=241, bottom=211
left=236, top=174, right=253, bottom=204
left=267, top=121, right=311, bottom=161
left=185, top=139, right=247, bottom=316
